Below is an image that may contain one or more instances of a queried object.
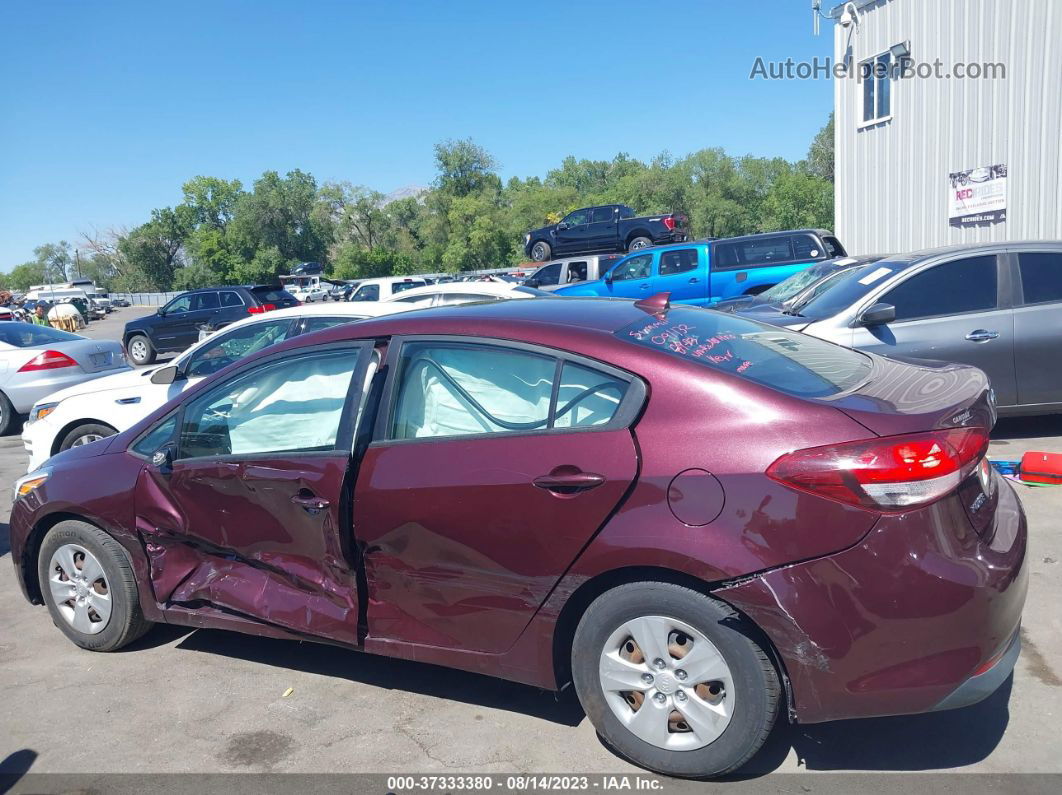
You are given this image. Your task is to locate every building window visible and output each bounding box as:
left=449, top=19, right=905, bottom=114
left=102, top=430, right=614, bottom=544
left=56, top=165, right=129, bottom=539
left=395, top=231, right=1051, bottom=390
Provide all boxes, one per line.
left=860, top=52, right=892, bottom=125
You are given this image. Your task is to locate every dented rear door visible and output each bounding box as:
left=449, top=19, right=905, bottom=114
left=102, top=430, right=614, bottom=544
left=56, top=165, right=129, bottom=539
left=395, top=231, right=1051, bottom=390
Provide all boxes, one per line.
left=133, top=342, right=373, bottom=644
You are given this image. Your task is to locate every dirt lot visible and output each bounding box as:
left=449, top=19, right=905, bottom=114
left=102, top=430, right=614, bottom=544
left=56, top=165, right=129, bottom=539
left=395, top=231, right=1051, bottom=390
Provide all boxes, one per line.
left=1, top=308, right=1060, bottom=781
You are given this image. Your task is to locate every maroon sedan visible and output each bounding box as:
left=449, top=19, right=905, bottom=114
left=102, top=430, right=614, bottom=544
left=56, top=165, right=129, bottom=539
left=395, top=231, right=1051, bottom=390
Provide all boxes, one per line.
left=10, top=296, right=1026, bottom=777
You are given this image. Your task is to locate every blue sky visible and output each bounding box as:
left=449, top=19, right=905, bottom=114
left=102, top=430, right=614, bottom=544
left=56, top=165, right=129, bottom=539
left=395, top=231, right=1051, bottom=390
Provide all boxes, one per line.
left=0, top=0, right=835, bottom=268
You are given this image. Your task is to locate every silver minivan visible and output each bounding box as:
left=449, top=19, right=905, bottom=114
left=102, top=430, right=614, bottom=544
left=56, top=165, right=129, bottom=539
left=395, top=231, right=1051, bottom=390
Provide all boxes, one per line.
left=523, top=254, right=624, bottom=291
left=737, top=241, right=1062, bottom=416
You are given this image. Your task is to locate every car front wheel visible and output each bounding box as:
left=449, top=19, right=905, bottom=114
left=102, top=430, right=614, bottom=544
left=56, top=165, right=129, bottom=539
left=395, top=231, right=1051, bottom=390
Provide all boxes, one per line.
left=59, top=422, right=118, bottom=453
left=126, top=334, right=156, bottom=365
left=38, top=521, right=153, bottom=651
left=572, top=582, right=780, bottom=778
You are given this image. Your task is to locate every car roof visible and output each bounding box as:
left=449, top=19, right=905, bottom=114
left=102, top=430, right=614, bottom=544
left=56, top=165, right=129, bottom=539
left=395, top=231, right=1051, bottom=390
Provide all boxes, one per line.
left=357, top=276, right=430, bottom=287
left=895, top=240, right=1062, bottom=263
left=379, top=281, right=528, bottom=301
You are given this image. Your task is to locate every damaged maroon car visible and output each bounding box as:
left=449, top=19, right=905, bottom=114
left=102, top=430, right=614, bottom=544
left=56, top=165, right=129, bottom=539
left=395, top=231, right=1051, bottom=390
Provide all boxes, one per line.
left=10, top=296, right=1027, bottom=777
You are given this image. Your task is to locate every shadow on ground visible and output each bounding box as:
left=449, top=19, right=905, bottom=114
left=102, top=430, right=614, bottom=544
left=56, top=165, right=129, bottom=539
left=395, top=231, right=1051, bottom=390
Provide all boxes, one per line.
left=730, top=675, right=1013, bottom=777
left=176, top=628, right=586, bottom=726
left=0, top=523, right=10, bottom=559
left=992, top=414, right=1062, bottom=443
left=174, top=626, right=1012, bottom=774
left=0, top=749, right=37, bottom=794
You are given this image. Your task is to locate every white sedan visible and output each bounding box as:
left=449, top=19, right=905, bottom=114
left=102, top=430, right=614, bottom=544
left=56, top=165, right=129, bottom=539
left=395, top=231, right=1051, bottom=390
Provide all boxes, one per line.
left=20, top=302, right=415, bottom=471
left=291, top=284, right=330, bottom=303
left=381, top=280, right=551, bottom=308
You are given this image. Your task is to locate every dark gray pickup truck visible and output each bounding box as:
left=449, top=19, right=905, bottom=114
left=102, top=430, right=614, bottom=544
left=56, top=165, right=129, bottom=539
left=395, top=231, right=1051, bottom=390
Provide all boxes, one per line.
left=523, top=204, right=687, bottom=262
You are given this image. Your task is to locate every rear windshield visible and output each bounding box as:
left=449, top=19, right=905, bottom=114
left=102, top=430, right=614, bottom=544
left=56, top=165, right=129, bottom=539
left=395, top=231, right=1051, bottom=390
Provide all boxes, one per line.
left=250, top=286, right=298, bottom=304
left=391, top=280, right=427, bottom=294
left=0, top=323, right=80, bottom=348
left=617, top=308, right=871, bottom=398
left=796, top=261, right=905, bottom=320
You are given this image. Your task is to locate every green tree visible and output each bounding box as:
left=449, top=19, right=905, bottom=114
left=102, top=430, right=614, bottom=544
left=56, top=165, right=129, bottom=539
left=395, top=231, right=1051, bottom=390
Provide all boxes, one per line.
left=119, top=206, right=193, bottom=290
left=230, top=170, right=326, bottom=266
left=33, top=242, right=75, bottom=283
left=805, top=112, right=834, bottom=183
left=762, top=171, right=834, bottom=230
left=2, top=261, right=47, bottom=291
left=434, top=138, right=501, bottom=198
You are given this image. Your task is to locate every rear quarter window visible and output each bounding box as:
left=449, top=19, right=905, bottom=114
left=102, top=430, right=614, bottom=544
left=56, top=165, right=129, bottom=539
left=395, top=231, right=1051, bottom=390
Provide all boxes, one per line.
left=617, top=309, right=871, bottom=398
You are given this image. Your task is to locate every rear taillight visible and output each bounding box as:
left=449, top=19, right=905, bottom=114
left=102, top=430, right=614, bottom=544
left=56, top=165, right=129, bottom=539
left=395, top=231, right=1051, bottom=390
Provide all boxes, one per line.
left=767, top=427, right=989, bottom=511
left=247, top=303, right=277, bottom=314
left=18, top=350, right=79, bottom=372
left=662, top=216, right=676, bottom=231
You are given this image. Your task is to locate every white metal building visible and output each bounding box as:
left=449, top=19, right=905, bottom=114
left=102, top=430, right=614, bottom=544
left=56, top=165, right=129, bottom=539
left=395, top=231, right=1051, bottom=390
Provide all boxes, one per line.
left=830, top=0, right=1062, bottom=254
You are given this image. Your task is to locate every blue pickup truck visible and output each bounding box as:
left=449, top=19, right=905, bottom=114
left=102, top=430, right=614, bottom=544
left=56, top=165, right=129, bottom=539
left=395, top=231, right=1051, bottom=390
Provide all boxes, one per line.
left=553, top=229, right=846, bottom=306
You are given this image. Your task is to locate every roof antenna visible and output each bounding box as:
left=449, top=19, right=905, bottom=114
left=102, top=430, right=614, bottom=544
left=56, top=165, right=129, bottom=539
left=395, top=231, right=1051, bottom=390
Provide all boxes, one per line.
left=634, top=292, right=672, bottom=315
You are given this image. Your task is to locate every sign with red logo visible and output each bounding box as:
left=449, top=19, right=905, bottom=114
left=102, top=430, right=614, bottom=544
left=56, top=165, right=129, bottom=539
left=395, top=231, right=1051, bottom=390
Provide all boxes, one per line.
left=948, top=164, right=1007, bottom=226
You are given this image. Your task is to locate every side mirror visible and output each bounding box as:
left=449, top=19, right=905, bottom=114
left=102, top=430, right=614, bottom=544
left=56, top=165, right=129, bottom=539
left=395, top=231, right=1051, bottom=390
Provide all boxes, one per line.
left=156, top=307, right=165, bottom=316
left=150, top=445, right=173, bottom=474
left=150, top=365, right=181, bottom=385
left=604, top=270, right=614, bottom=285
left=557, top=222, right=569, bottom=230
left=858, top=302, right=896, bottom=326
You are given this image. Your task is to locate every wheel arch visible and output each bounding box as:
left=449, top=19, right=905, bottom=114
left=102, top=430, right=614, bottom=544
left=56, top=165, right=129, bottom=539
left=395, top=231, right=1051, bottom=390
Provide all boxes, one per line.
left=50, top=418, right=119, bottom=458
left=549, top=565, right=795, bottom=720
left=624, top=229, right=653, bottom=247
left=20, top=511, right=99, bottom=604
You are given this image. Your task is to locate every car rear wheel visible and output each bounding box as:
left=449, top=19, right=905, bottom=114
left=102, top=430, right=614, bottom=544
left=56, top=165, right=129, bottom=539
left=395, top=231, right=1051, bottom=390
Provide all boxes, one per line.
left=628, top=236, right=652, bottom=252
left=38, top=521, right=153, bottom=651
left=531, top=241, right=552, bottom=262
left=571, top=582, right=780, bottom=778
left=0, top=391, right=16, bottom=435
left=126, top=334, right=156, bottom=366
left=59, top=422, right=118, bottom=454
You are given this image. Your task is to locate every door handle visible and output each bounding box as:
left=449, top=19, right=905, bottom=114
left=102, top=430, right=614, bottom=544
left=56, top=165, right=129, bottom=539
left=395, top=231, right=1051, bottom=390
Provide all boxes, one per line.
left=533, top=470, right=605, bottom=495
left=688, top=277, right=700, bottom=283
left=291, top=490, right=330, bottom=512
left=640, top=283, right=650, bottom=289
left=965, top=329, right=999, bottom=342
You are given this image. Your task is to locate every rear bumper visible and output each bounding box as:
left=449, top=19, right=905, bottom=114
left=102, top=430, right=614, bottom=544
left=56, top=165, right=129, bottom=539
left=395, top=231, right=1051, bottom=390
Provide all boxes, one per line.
left=719, top=475, right=1028, bottom=724
left=4, top=367, right=130, bottom=414
left=932, top=626, right=1021, bottom=712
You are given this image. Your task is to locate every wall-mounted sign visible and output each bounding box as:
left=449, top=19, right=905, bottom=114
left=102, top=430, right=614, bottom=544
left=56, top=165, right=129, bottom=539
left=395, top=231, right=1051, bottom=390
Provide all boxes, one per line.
left=948, top=164, right=1007, bottom=226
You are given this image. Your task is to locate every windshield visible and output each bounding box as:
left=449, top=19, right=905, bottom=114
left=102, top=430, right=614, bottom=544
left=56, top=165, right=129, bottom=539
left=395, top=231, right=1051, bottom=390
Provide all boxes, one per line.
left=0, top=323, right=81, bottom=348
left=759, top=262, right=837, bottom=302
left=794, top=262, right=904, bottom=320
left=617, top=308, right=871, bottom=398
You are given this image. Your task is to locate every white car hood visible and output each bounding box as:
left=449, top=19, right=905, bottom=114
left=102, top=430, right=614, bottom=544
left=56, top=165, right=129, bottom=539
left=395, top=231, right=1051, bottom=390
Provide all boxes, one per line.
left=43, top=366, right=162, bottom=405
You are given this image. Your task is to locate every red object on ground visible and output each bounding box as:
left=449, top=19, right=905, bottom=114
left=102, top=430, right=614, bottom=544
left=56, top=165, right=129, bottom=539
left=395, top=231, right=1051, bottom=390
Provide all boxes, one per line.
left=1020, top=451, right=1062, bottom=484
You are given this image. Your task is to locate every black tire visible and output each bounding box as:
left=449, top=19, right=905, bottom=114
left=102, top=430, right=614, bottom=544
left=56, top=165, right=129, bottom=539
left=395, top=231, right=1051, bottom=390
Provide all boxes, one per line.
left=571, top=582, right=780, bottom=778
left=627, top=236, right=652, bottom=252
left=530, top=240, right=552, bottom=262
left=58, top=422, right=118, bottom=454
left=126, top=334, right=156, bottom=366
left=38, top=520, right=153, bottom=652
left=0, top=390, right=17, bottom=436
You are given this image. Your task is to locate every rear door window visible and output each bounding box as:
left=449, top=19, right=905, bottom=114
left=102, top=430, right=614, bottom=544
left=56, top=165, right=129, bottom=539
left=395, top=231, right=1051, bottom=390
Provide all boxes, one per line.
left=617, top=308, right=871, bottom=398
left=658, top=249, right=699, bottom=276
left=192, top=292, right=220, bottom=311
left=883, top=256, right=998, bottom=321
left=590, top=207, right=616, bottom=223
left=791, top=234, right=825, bottom=260
left=1018, top=252, right=1062, bottom=305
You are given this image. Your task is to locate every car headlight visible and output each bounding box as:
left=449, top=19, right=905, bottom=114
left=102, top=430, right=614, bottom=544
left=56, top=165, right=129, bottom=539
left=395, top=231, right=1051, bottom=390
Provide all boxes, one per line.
left=27, top=401, right=59, bottom=425
left=524, top=234, right=530, bottom=243
left=14, top=468, right=50, bottom=500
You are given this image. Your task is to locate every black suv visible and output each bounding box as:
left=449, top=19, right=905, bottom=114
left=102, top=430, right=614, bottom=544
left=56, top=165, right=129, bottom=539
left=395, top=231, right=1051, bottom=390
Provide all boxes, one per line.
left=123, top=285, right=299, bottom=365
